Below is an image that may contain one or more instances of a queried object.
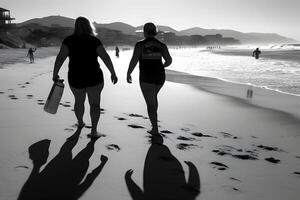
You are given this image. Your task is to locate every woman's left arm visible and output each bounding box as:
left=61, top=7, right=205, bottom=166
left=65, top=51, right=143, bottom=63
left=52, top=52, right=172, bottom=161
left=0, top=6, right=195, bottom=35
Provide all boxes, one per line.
left=97, top=45, right=118, bottom=84
left=53, top=44, right=68, bottom=81
left=126, top=43, right=141, bottom=83
left=162, top=45, right=172, bottom=68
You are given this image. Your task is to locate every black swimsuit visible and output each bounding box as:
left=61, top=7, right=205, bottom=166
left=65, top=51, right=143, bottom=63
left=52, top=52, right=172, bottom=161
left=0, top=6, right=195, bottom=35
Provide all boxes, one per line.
left=138, top=38, right=166, bottom=85
left=63, top=34, right=104, bottom=89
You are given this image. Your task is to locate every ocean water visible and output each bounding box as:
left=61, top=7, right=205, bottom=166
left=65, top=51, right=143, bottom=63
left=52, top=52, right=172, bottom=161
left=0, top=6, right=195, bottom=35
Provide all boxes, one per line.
left=169, top=46, right=300, bottom=96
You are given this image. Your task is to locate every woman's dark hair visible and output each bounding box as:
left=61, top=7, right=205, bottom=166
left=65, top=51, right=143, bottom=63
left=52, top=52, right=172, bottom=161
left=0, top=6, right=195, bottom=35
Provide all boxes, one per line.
left=143, top=22, right=157, bottom=37
left=74, top=16, right=97, bottom=36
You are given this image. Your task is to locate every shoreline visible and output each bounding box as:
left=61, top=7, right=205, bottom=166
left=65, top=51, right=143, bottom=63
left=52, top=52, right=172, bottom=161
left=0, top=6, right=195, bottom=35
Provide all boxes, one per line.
left=166, top=69, right=300, bottom=121
left=0, top=47, right=59, bottom=68
left=1, top=46, right=299, bottom=121
left=212, top=48, right=300, bottom=63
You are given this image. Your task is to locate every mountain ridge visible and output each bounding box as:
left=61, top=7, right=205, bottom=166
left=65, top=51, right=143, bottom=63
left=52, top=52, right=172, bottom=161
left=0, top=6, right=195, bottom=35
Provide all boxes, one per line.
left=17, top=15, right=297, bottom=44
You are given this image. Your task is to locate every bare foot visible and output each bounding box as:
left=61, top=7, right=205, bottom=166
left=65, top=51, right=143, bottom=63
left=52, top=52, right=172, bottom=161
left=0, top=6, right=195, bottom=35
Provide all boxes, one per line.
left=87, top=132, right=106, bottom=139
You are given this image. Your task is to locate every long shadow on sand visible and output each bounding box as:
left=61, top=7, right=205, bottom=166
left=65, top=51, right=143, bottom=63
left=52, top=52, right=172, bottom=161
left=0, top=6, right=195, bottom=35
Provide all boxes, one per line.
left=18, top=128, right=108, bottom=200
left=125, top=135, right=200, bottom=200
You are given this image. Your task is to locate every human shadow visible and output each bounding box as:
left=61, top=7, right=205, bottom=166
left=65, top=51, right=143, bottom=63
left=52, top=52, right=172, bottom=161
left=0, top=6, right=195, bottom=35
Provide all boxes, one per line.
left=125, top=135, right=200, bottom=200
left=18, top=128, right=108, bottom=200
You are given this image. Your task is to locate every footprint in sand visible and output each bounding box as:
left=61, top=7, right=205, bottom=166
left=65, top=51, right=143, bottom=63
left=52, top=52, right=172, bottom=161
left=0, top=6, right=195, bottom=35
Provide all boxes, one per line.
left=232, top=154, right=258, bottom=160
left=127, top=113, right=144, bottom=118
left=296, top=156, right=300, bottom=159
left=15, top=165, right=29, bottom=169
left=0, top=91, right=5, bottom=94
left=256, top=144, right=284, bottom=152
left=37, top=100, right=45, bottom=105
left=25, top=82, right=30, bottom=85
left=106, top=144, right=121, bottom=152
left=115, top=116, right=127, bottom=121
left=192, top=132, right=216, bottom=138
left=126, top=113, right=148, bottom=119
left=64, top=128, right=74, bottom=132
left=219, top=132, right=239, bottom=139
left=210, top=161, right=229, bottom=171
left=176, top=143, right=197, bottom=150
left=177, top=136, right=195, bottom=141
left=181, top=127, right=191, bottom=132
left=212, top=145, right=258, bottom=160
left=62, top=104, right=72, bottom=108
left=161, top=130, right=173, bottom=134
left=293, top=172, right=300, bottom=176
left=20, top=85, right=26, bottom=88
left=8, top=95, right=18, bottom=100
left=265, top=157, right=280, bottom=164
left=128, top=124, right=145, bottom=129
left=229, top=177, right=241, bottom=182
left=26, top=94, right=34, bottom=99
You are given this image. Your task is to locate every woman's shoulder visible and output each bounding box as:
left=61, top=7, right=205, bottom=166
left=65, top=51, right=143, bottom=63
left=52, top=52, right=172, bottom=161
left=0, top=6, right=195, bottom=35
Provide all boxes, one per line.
left=136, top=39, right=146, bottom=45
left=88, top=35, right=103, bottom=45
left=63, top=34, right=71, bottom=40
left=154, top=38, right=167, bottom=47
left=62, top=35, right=75, bottom=45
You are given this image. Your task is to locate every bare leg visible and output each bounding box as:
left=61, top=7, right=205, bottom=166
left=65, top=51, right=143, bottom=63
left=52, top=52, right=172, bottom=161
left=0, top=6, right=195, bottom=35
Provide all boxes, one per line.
left=70, top=87, right=86, bottom=127
left=140, top=82, right=163, bottom=134
left=87, top=83, right=104, bottom=134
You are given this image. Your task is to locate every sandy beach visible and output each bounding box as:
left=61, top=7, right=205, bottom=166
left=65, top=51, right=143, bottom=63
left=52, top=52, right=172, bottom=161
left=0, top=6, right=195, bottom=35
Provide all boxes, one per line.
left=0, top=49, right=300, bottom=200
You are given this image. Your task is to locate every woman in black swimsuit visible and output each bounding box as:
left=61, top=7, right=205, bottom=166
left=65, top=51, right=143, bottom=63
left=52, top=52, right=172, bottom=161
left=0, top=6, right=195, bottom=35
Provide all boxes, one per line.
left=52, top=17, right=118, bottom=137
left=127, top=22, right=172, bottom=135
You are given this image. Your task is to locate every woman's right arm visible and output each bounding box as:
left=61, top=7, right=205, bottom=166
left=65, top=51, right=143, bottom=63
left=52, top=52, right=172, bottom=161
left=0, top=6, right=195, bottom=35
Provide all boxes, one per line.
left=162, top=45, right=172, bottom=68
left=127, top=43, right=141, bottom=83
left=52, top=44, right=68, bottom=81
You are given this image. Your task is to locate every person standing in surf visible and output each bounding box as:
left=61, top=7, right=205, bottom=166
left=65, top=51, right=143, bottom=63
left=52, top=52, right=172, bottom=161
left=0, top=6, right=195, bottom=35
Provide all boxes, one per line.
left=126, top=22, right=172, bottom=135
left=27, top=47, right=37, bottom=63
left=52, top=16, right=118, bottom=138
left=252, top=48, right=261, bottom=59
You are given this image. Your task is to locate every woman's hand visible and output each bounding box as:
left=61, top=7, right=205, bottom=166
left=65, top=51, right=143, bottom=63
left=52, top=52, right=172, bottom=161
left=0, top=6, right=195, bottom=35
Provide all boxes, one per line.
left=111, top=73, right=118, bottom=84
left=127, top=74, right=132, bottom=83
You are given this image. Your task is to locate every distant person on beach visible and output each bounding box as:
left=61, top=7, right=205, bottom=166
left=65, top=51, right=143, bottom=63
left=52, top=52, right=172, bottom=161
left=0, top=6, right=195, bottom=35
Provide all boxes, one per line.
left=52, top=16, right=118, bottom=138
left=27, top=47, right=37, bottom=63
left=115, top=46, right=120, bottom=57
left=127, top=22, right=172, bottom=135
left=252, top=48, right=261, bottom=59
left=246, top=85, right=253, bottom=98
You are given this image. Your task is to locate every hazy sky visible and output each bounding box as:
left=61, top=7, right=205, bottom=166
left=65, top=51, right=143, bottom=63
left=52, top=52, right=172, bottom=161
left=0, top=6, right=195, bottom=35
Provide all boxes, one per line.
left=2, top=0, right=300, bottom=41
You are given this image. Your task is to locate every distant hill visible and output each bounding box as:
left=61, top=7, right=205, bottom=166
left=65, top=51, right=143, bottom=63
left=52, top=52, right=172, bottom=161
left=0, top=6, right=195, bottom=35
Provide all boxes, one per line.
left=16, top=15, right=298, bottom=44
left=179, top=27, right=297, bottom=44
left=94, top=22, right=136, bottom=35
left=136, top=25, right=180, bottom=35
left=17, top=15, right=75, bottom=27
